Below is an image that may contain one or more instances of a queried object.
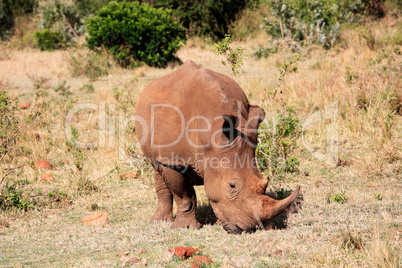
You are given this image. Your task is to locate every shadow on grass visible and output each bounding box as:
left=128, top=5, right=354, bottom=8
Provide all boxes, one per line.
left=196, top=202, right=218, bottom=225
left=264, top=188, right=304, bottom=230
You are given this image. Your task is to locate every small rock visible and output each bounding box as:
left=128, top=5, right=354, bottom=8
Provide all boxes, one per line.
left=18, top=102, right=31, bottom=109
left=117, top=251, right=130, bottom=257
left=337, top=159, right=354, bottom=167
left=120, top=172, right=138, bottom=180
left=121, top=255, right=142, bottom=267
left=314, top=178, right=322, bottom=187
left=168, top=246, right=201, bottom=259
left=34, top=160, right=52, bottom=170
left=26, top=131, right=42, bottom=140
left=273, top=249, right=283, bottom=256
left=138, top=249, right=147, bottom=254
left=191, top=256, right=213, bottom=268
left=40, top=173, right=54, bottom=182
left=0, top=219, right=10, bottom=228
left=82, top=211, right=108, bottom=225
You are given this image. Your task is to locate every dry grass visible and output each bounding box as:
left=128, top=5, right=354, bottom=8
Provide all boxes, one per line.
left=0, top=14, right=401, bottom=267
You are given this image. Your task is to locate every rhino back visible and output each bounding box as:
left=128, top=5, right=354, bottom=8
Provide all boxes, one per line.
left=136, top=60, right=250, bottom=167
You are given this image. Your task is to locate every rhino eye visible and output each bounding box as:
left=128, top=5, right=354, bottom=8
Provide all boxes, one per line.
left=229, top=183, right=236, bottom=189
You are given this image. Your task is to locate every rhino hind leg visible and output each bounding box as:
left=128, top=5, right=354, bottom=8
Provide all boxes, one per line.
left=161, top=167, right=201, bottom=229
left=150, top=170, right=174, bottom=223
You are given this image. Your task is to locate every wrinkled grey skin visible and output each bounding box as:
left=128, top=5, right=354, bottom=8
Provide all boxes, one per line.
left=136, top=60, right=300, bottom=234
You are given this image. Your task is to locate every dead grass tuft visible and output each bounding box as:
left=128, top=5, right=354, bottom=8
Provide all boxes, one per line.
left=366, top=229, right=400, bottom=268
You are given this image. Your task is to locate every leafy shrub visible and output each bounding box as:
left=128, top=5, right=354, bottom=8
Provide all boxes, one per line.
left=328, top=193, right=348, bottom=204
left=0, top=180, right=34, bottom=211
left=86, top=1, right=186, bottom=67
left=253, top=45, right=278, bottom=59
left=258, top=0, right=386, bottom=51
left=69, top=51, right=111, bottom=79
left=36, top=0, right=116, bottom=48
left=206, top=34, right=246, bottom=78
left=66, top=139, right=85, bottom=171
left=0, top=91, right=23, bottom=186
left=151, top=0, right=249, bottom=39
left=257, top=106, right=301, bottom=177
left=0, top=91, right=18, bottom=158
left=0, top=179, right=70, bottom=211
left=33, top=29, right=63, bottom=51
left=76, top=176, right=98, bottom=195
left=54, top=80, right=72, bottom=98
left=79, top=83, right=95, bottom=93
left=262, top=0, right=343, bottom=48
left=37, top=0, right=85, bottom=47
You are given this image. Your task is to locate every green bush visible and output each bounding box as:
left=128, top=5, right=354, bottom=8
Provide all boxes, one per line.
left=0, top=90, right=33, bottom=188
left=86, top=1, right=186, bottom=67
left=257, top=106, right=301, bottom=177
left=0, top=90, right=19, bottom=160
left=33, top=29, right=63, bottom=51
left=0, top=180, right=34, bottom=211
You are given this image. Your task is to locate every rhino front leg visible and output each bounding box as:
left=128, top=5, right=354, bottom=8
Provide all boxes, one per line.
left=150, top=170, right=174, bottom=223
left=161, top=167, right=201, bottom=229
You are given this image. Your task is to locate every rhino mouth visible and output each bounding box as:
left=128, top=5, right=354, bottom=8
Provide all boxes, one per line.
left=222, top=222, right=243, bottom=234
left=211, top=202, right=261, bottom=234
left=221, top=219, right=261, bottom=235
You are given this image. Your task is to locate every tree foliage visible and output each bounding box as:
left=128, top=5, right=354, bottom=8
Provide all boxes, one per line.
left=0, top=0, right=14, bottom=40
left=261, top=0, right=387, bottom=49
left=148, top=0, right=249, bottom=39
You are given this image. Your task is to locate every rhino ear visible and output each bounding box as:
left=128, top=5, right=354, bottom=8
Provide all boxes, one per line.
left=248, top=105, right=265, bottom=129
left=222, top=115, right=239, bottom=143
left=246, top=105, right=265, bottom=144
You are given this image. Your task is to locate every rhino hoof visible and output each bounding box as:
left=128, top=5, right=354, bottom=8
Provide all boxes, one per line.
left=171, top=220, right=202, bottom=230
left=150, top=213, right=174, bottom=223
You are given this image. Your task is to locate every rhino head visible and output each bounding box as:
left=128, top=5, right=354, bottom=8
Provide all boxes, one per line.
left=202, top=106, right=300, bottom=234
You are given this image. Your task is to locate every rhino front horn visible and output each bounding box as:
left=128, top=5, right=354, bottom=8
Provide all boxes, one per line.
left=258, top=186, right=301, bottom=222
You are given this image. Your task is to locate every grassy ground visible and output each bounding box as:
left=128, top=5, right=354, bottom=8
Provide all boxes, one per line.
left=0, top=13, right=401, bottom=267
